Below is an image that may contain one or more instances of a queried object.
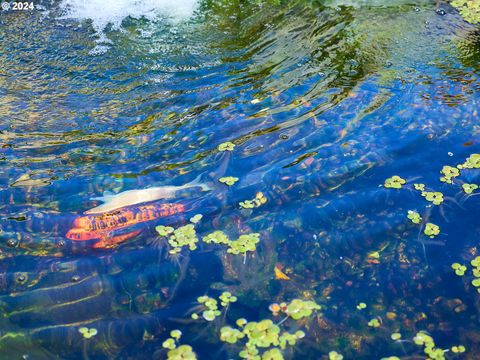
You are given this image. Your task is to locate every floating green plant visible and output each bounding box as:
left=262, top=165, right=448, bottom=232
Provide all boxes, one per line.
left=440, top=165, right=460, bottom=184
left=451, top=0, right=480, bottom=24
left=328, top=351, right=344, bottom=360
left=162, top=334, right=197, bottom=360
left=424, top=223, right=440, bottom=238
left=451, top=263, right=467, bottom=276
left=220, top=326, right=245, bottom=344
left=285, top=299, right=321, bottom=320
left=202, top=230, right=230, bottom=245
left=227, top=233, right=261, bottom=255
left=167, top=345, right=197, bottom=360
left=356, top=302, right=367, bottom=310
left=390, top=333, right=402, bottom=341
left=407, top=210, right=422, bottom=224
left=219, top=176, right=239, bottom=186
left=218, top=141, right=236, bottom=151
left=78, top=327, right=97, bottom=339
left=219, top=291, right=238, bottom=306
left=421, top=191, right=444, bottom=206
left=195, top=295, right=221, bottom=321
left=367, top=318, right=380, bottom=328
left=413, top=331, right=445, bottom=360
left=414, top=183, right=426, bottom=191
left=462, top=183, right=478, bottom=194
left=451, top=345, right=466, bottom=353
left=189, top=214, right=203, bottom=224
left=155, top=225, right=174, bottom=237
left=240, top=192, right=267, bottom=209
left=381, top=357, right=400, bottom=360
left=167, top=224, right=199, bottom=254
left=459, top=153, right=480, bottom=169
left=261, top=348, right=284, bottom=360
left=384, top=175, right=406, bottom=189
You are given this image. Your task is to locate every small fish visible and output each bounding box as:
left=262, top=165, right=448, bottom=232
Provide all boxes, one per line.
left=85, top=175, right=210, bottom=214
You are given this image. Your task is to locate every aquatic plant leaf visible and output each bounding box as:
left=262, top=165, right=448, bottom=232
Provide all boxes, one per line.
left=367, top=318, right=380, bottom=328
left=384, top=175, right=406, bottom=189
left=167, top=345, right=197, bottom=360
left=440, top=165, right=460, bottom=184
left=329, top=351, right=344, bottom=360
left=219, top=176, right=239, bottom=186
left=424, top=223, right=440, bottom=238
left=407, top=210, right=422, bottom=224
left=218, top=141, right=236, bottom=151
left=462, top=183, right=478, bottom=194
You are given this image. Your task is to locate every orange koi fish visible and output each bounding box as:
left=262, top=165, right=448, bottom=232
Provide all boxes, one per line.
left=66, top=203, right=185, bottom=248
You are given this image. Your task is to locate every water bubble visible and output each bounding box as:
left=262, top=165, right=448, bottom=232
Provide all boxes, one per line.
left=436, top=8, right=446, bottom=16
left=71, top=275, right=81, bottom=282
left=6, top=239, right=17, bottom=247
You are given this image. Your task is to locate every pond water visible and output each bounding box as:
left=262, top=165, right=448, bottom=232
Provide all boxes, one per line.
left=0, top=0, right=480, bottom=359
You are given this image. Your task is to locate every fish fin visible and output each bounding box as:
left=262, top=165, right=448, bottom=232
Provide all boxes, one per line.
left=187, top=174, right=212, bottom=192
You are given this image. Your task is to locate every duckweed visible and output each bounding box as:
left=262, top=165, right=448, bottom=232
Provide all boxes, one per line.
left=261, top=348, right=284, bottom=360
left=367, top=318, right=380, bottom=328
left=461, top=153, right=480, bottom=168
left=381, top=357, right=400, bottom=360
left=239, top=192, right=267, bottom=209
left=218, top=141, right=236, bottom=151
left=285, top=299, right=321, bottom=320
left=391, top=333, right=402, bottom=341
left=462, top=183, right=478, bottom=194
left=227, top=233, right=260, bottom=255
left=196, top=295, right=221, bottom=321
left=219, top=176, right=239, bottom=186
left=328, top=351, right=344, bottom=360
left=407, top=210, right=422, bottom=224
left=414, top=183, right=426, bottom=191
left=424, top=223, right=440, bottom=238
left=202, top=230, right=230, bottom=245
left=356, top=302, right=367, bottom=310
left=440, top=165, right=460, bottom=184
left=451, top=263, right=467, bottom=276
left=168, top=224, right=199, bottom=254
left=219, top=291, right=238, bottom=306
left=220, top=326, right=245, bottom=344
left=451, top=345, right=466, bottom=353
left=167, top=345, right=197, bottom=360
left=421, top=191, right=444, bottom=205
left=189, top=214, right=203, bottom=224
left=78, top=327, right=97, bottom=339
left=384, top=175, right=406, bottom=189
left=155, top=225, right=174, bottom=237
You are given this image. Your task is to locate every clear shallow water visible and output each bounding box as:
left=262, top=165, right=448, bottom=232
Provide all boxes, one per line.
left=0, top=0, right=480, bottom=359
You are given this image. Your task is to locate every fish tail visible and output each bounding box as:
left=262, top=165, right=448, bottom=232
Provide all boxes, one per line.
left=187, top=174, right=212, bottom=192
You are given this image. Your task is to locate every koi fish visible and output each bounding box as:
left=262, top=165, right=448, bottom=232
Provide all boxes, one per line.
left=85, top=175, right=210, bottom=214
left=66, top=203, right=185, bottom=248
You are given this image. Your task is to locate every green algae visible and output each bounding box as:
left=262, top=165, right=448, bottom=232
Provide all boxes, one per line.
left=451, top=0, right=480, bottom=24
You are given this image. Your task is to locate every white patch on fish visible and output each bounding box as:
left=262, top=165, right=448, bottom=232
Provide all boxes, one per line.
left=84, top=175, right=211, bottom=214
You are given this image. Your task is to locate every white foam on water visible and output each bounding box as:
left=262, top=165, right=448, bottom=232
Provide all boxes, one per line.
left=59, top=0, right=198, bottom=37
